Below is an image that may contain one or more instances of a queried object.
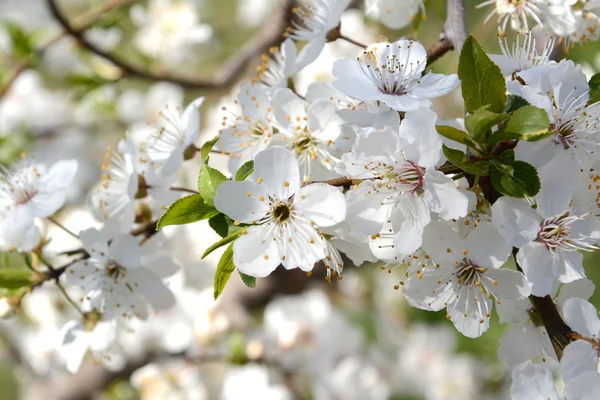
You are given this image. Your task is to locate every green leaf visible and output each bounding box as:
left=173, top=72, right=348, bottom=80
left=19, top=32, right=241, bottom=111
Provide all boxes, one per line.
left=436, top=125, right=472, bottom=147
left=494, top=150, right=515, bottom=164
left=464, top=107, right=507, bottom=144
left=489, top=106, right=552, bottom=145
left=4, top=22, right=36, bottom=60
left=198, top=165, right=228, bottom=207
left=0, top=269, right=33, bottom=289
left=200, top=137, right=218, bottom=163
left=202, top=229, right=244, bottom=259
left=157, top=194, right=219, bottom=229
left=442, top=145, right=489, bottom=176
left=504, top=95, right=529, bottom=113
left=214, top=244, right=235, bottom=299
left=588, top=73, right=600, bottom=105
left=491, top=161, right=540, bottom=198
left=504, top=106, right=550, bottom=138
left=238, top=270, right=256, bottom=288
left=235, top=160, right=254, bottom=181
left=459, top=35, right=506, bottom=114
left=208, top=214, right=229, bottom=237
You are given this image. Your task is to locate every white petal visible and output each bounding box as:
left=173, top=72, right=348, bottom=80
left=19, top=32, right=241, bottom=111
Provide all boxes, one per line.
left=397, top=107, right=442, bottom=169
left=499, top=325, right=557, bottom=368
left=127, top=268, right=176, bottom=311
left=392, top=194, right=431, bottom=256
left=406, top=73, right=460, bottom=99
left=279, top=223, right=326, bottom=272
left=464, top=222, right=511, bottom=269
left=79, top=228, right=109, bottom=260
left=272, top=88, right=308, bottom=131
left=233, top=225, right=280, bottom=277
left=561, top=340, right=599, bottom=383
left=557, top=250, right=586, bottom=284
left=402, top=271, right=454, bottom=312
left=109, top=234, right=141, bottom=269
left=517, top=242, right=559, bottom=297
left=294, top=184, right=346, bottom=227
left=447, top=289, right=492, bottom=338
left=0, top=206, right=34, bottom=248
left=181, top=97, right=204, bottom=147
left=332, top=58, right=381, bottom=100
left=491, top=197, right=541, bottom=247
left=510, top=361, right=559, bottom=400
left=555, top=279, right=596, bottom=306
left=563, top=297, right=600, bottom=339
left=89, top=320, right=117, bottom=352
left=423, top=170, right=469, bottom=220
left=421, top=220, right=463, bottom=265
left=214, top=180, right=270, bottom=223
left=486, top=268, right=530, bottom=299
left=250, top=146, right=300, bottom=199
left=344, top=182, right=391, bottom=235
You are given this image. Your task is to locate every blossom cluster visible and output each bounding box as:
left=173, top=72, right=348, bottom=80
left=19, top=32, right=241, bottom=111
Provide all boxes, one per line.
left=3, top=0, right=600, bottom=398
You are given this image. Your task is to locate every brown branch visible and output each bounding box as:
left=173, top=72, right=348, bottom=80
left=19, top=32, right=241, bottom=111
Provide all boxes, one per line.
left=47, top=0, right=296, bottom=89
left=426, top=35, right=454, bottom=66
left=512, top=248, right=573, bottom=359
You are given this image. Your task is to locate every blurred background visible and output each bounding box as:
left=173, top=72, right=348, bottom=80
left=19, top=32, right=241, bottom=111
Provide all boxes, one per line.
left=1, top=0, right=600, bottom=399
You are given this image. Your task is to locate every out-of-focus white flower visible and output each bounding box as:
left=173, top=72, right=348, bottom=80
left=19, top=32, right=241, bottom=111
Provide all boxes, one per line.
left=365, top=0, right=425, bottom=30
left=221, top=364, right=291, bottom=400
left=0, top=157, right=77, bottom=251
left=316, top=356, right=389, bottom=400
left=131, top=360, right=208, bottom=400
left=253, top=39, right=305, bottom=92
left=214, top=147, right=346, bottom=277
left=332, top=40, right=459, bottom=111
left=65, top=228, right=177, bottom=320
left=118, top=82, right=184, bottom=127
left=236, top=0, right=277, bottom=27
left=58, top=318, right=117, bottom=373
left=130, top=0, right=213, bottom=68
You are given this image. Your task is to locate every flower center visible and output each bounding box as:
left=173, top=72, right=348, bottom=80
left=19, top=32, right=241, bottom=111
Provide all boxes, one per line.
left=273, top=203, right=291, bottom=222
left=456, top=258, right=486, bottom=287
left=384, top=161, right=425, bottom=194
left=106, top=260, right=127, bottom=280
left=537, top=211, right=575, bottom=251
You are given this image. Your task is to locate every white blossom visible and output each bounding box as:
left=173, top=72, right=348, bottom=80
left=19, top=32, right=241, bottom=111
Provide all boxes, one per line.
left=58, top=318, right=117, bottom=373
left=488, top=32, right=555, bottom=76
left=214, top=146, right=346, bottom=277
left=365, top=0, right=425, bottom=30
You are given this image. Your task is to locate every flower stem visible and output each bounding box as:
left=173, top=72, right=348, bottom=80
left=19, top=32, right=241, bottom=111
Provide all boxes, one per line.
left=56, top=281, right=85, bottom=317
left=47, top=216, right=79, bottom=239
left=338, top=34, right=367, bottom=48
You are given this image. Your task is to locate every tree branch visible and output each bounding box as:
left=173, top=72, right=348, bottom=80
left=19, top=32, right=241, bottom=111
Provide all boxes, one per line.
left=47, top=0, right=296, bottom=89
left=444, top=0, right=468, bottom=54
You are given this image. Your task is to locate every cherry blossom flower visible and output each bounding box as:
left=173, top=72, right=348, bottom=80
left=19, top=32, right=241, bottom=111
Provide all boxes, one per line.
left=402, top=221, right=530, bottom=338
left=0, top=158, right=78, bottom=251
left=65, top=228, right=177, bottom=320
left=271, top=88, right=346, bottom=181
left=215, top=83, right=276, bottom=173
left=332, top=39, right=459, bottom=111
left=488, top=32, right=555, bottom=76
left=337, top=108, right=468, bottom=255
left=58, top=318, right=117, bottom=373
left=570, top=4, right=600, bottom=45
left=221, top=364, right=291, bottom=400
left=131, top=360, right=209, bottom=400
left=365, top=0, right=425, bottom=30
left=253, top=39, right=313, bottom=92
left=285, top=0, right=351, bottom=66
left=493, top=197, right=600, bottom=296
left=214, top=146, right=346, bottom=277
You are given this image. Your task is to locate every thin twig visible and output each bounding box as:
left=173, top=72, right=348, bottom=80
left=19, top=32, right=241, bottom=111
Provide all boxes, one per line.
left=56, top=281, right=85, bottom=316
left=47, top=216, right=79, bottom=239
left=426, top=36, right=454, bottom=66
left=47, top=0, right=297, bottom=89
left=338, top=34, right=367, bottom=48
left=169, top=186, right=199, bottom=194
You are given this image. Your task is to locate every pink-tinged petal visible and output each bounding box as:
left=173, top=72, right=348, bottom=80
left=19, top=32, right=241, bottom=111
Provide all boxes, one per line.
left=109, top=234, right=141, bottom=269
left=465, top=222, right=511, bottom=269
left=423, top=170, right=469, bottom=221
left=510, top=361, right=559, bottom=400
left=563, top=297, right=600, bottom=339
left=294, top=184, right=346, bottom=227
left=561, top=340, right=599, bottom=383
left=491, top=197, right=541, bottom=247
left=406, top=73, right=460, bottom=99
left=250, top=146, right=300, bottom=199
left=517, top=242, right=559, bottom=297
left=392, top=194, right=431, bottom=256
left=214, top=180, right=270, bottom=224
left=181, top=97, right=204, bottom=147
left=233, top=225, right=280, bottom=277
left=127, top=268, right=175, bottom=311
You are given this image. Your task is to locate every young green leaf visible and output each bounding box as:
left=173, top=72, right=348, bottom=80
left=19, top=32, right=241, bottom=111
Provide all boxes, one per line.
left=200, top=137, right=218, bottom=163
left=436, top=125, right=474, bottom=147
left=157, top=194, right=219, bottom=230
left=442, top=145, right=490, bottom=176
left=214, top=244, right=235, bottom=299
left=198, top=165, right=228, bottom=207
left=464, top=107, right=507, bottom=144
left=504, top=94, right=529, bottom=113
left=0, top=269, right=34, bottom=289
left=202, top=229, right=244, bottom=259
left=235, top=160, right=254, bottom=181
left=490, top=161, right=540, bottom=198
left=208, top=213, right=243, bottom=238
left=489, top=106, right=551, bottom=145
left=458, top=35, right=506, bottom=114
left=238, top=270, right=256, bottom=288
left=588, top=73, right=600, bottom=105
